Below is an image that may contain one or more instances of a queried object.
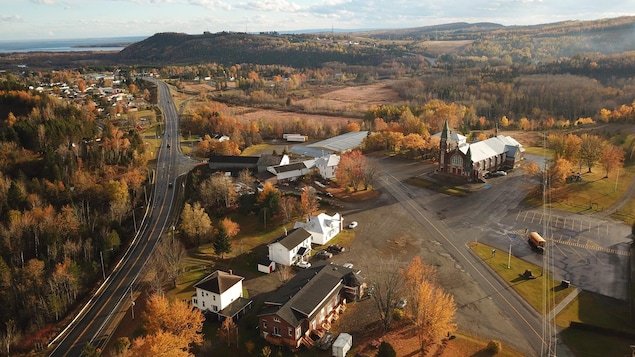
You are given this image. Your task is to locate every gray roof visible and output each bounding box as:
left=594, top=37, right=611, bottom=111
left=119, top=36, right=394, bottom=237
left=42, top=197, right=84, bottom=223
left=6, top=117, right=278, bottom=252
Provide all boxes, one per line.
left=194, top=270, right=243, bottom=294
left=289, top=146, right=331, bottom=158
left=257, top=154, right=284, bottom=167
left=307, top=131, right=369, bottom=152
left=259, top=263, right=363, bottom=327
left=271, top=162, right=306, bottom=173
left=270, top=228, right=312, bottom=250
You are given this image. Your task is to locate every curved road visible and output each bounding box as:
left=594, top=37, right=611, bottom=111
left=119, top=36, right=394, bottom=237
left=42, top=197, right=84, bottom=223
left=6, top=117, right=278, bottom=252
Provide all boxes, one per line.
left=48, top=78, right=196, bottom=356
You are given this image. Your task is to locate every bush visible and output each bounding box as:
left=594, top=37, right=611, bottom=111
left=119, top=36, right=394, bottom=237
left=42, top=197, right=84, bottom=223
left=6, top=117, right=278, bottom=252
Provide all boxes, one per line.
left=376, top=341, right=397, bottom=357
left=486, top=340, right=502, bottom=354
left=391, top=308, right=404, bottom=321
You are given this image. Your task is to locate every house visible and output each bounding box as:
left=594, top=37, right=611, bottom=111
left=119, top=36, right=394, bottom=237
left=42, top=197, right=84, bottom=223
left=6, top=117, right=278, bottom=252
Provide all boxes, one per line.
left=258, top=263, right=366, bottom=349
left=208, top=154, right=289, bottom=175
left=314, top=154, right=340, bottom=180
left=192, top=270, right=252, bottom=321
left=293, top=213, right=343, bottom=245
left=435, top=120, right=524, bottom=182
left=268, top=228, right=313, bottom=266
left=267, top=162, right=310, bottom=182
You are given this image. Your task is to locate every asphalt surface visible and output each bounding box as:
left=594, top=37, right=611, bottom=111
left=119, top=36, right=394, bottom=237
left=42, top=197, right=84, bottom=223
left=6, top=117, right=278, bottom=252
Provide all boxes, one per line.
left=329, top=154, right=630, bottom=356
left=47, top=78, right=195, bottom=356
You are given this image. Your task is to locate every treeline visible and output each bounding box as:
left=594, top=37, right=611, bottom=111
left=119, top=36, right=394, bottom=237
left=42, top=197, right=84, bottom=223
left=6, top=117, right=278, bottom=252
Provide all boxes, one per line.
left=0, top=82, right=147, bottom=348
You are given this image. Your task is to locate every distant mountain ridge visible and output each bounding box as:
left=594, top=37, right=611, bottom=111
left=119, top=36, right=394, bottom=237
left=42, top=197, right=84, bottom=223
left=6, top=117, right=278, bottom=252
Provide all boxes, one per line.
left=116, top=16, right=635, bottom=66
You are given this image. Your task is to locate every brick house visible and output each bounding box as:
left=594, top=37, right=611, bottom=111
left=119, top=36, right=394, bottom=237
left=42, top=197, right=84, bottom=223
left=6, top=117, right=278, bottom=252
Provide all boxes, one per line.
left=258, top=263, right=366, bottom=349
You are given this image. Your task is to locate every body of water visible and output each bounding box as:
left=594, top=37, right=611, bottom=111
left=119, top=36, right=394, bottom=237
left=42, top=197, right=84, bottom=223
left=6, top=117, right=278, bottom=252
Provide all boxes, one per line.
left=0, top=36, right=147, bottom=53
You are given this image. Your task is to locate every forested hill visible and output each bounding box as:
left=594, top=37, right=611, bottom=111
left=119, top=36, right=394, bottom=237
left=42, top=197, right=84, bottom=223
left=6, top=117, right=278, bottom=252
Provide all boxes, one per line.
left=116, top=31, right=391, bottom=67
left=116, top=16, right=635, bottom=66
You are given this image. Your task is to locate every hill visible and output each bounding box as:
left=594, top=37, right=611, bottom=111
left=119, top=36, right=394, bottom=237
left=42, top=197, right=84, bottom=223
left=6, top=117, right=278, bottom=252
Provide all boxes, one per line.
left=116, top=17, right=635, bottom=66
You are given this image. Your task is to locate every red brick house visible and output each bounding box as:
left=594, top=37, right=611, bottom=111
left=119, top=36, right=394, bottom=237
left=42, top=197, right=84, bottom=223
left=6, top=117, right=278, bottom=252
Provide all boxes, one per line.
left=258, top=263, right=366, bottom=350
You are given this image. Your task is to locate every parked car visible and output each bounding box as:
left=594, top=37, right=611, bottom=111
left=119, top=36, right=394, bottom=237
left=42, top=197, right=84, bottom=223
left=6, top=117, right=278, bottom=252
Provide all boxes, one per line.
left=348, top=221, right=358, bottom=229
left=396, top=298, right=407, bottom=309
left=342, top=263, right=354, bottom=269
left=327, top=244, right=346, bottom=253
left=296, top=261, right=311, bottom=269
left=326, top=192, right=334, bottom=198
left=315, top=250, right=333, bottom=260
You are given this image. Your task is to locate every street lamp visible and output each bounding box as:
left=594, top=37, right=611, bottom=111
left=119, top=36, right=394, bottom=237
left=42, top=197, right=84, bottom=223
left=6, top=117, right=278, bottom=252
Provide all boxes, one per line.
left=507, top=242, right=512, bottom=269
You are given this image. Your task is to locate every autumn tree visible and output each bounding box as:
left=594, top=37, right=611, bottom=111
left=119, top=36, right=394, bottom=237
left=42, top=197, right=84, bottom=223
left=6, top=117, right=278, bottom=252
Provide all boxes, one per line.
left=399, top=257, right=458, bottom=353
left=179, top=202, right=212, bottom=247
left=579, top=134, right=605, bottom=173
left=218, top=318, right=238, bottom=347
left=336, top=150, right=367, bottom=191
left=257, top=182, right=280, bottom=226
left=213, top=223, right=232, bottom=259
left=299, top=187, right=319, bottom=217
left=135, top=294, right=204, bottom=355
left=599, top=144, right=625, bottom=178
left=549, top=158, right=574, bottom=188
left=219, top=217, right=240, bottom=239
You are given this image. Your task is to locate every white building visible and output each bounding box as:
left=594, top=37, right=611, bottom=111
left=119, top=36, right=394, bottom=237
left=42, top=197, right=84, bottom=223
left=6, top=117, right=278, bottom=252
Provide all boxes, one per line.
left=293, top=213, right=343, bottom=245
left=268, top=228, right=313, bottom=266
left=192, top=270, right=252, bottom=321
left=314, top=154, right=340, bottom=180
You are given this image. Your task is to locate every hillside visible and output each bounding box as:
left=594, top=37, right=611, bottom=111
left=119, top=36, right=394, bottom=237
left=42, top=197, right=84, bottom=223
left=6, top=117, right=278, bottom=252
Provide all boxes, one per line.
left=116, top=16, right=635, bottom=66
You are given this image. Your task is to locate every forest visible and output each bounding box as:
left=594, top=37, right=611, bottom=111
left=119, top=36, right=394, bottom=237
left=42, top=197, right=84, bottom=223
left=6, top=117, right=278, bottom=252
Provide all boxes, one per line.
left=0, top=15, right=635, bottom=355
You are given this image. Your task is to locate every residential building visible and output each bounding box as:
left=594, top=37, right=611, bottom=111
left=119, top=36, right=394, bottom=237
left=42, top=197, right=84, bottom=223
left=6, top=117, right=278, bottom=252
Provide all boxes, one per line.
left=258, top=263, right=366, bottom=349
left=293, top=213, right=343, bottom=245
left=192, top=270, right=252, bottom=321
left=314, top=154, right=340, bottom=179
left=268, top=228, right=313, bottom=266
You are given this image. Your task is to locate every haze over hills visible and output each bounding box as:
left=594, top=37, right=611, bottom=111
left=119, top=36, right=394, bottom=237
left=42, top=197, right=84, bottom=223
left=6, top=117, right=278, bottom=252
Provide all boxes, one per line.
left=116, top=16, right=635, bottom=67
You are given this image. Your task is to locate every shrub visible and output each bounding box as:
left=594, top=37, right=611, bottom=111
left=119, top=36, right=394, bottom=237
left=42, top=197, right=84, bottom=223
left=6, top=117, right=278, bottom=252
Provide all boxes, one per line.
left=376, top=341, right=397, bottom=357
left=391, top=308, right=404, bottom=321
left=486, top=340, right=502, bottom=354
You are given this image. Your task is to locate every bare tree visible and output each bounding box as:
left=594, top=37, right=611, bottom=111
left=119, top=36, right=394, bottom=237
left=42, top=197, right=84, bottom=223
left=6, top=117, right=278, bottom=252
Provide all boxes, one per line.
left=1, top=319, right=19, bottom=356
left=365, top=257, right=405, bottom=332
left=279, top=196, right=298, bottom=224
left=277, top=264, right=292, bottom=283
left=156, top=236, right=187, bottom=289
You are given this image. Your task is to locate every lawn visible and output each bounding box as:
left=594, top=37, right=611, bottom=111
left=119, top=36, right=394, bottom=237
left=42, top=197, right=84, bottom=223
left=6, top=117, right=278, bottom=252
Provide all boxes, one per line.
left=470, top=242, right=572, bottom=313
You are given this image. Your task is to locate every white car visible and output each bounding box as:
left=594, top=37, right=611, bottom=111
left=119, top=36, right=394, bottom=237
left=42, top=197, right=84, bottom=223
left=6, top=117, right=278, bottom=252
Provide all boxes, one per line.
left=296, top=261, right=311, bottom=269
left=342, top=263, right=354, bottom=269
left=348, top=221, right=358, bottom=229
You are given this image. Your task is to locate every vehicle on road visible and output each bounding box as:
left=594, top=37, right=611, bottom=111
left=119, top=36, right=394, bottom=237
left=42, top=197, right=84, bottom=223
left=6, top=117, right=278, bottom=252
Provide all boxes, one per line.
left=168, top=182, right=173, bottom=189
left=327, top=244, right=345, bottom=254
left=528, top=231, right=546, bottom=253
left=315, top=250, right=333, bottom=260
left=296, top=261, right=311, bottom=269
left=348, top=221, right=358, bottom=229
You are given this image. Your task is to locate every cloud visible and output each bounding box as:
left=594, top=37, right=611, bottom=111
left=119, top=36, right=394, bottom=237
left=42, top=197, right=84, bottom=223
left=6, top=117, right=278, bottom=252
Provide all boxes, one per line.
left=188, top=0, right=232, bottom=10
left=0, top=15, right=22, bottom=23
left=31, top=0, right=56, bottom=4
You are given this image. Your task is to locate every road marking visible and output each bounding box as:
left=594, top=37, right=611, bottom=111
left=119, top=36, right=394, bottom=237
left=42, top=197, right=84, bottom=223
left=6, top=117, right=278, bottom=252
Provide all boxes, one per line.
left=550, top=237, right=630, bottom=256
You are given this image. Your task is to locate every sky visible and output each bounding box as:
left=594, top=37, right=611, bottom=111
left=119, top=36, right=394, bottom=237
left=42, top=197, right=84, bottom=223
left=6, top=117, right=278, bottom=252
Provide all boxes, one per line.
left=1, top=0, right=634, bottom=41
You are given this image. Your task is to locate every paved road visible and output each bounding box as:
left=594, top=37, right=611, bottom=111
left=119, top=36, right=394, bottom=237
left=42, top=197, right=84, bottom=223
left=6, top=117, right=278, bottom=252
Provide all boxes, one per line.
left=47, top=78, right=195, bottom=356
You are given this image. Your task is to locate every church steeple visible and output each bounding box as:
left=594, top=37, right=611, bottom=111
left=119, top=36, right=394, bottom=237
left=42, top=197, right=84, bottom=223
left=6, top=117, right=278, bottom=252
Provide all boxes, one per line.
left=441, top=119, right=450, bottom=140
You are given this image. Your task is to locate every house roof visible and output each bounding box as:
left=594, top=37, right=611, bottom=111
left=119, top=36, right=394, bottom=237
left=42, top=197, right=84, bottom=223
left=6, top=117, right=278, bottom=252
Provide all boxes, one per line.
left=270, top=162, right=307, bottom=173
left=259, top=263, right=364, bottom=326
left=307, top=131, right=369, bottom=152
left=270, top=228, right=312, bottom=250
left=295, top=213, right=341, bottom=237
left=463, top=135, right=524, bottom=163
left=209, top=155, right=259, bottom=164
left=257, top=154, right=284, bottom=167
left=194, top=270, right=244, bottom=294
left=290, top=146, right=331, bottom=158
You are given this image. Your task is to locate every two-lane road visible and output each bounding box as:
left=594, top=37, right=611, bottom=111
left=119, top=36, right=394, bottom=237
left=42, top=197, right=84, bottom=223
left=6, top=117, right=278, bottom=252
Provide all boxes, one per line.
left=48, top=78, right=188, bottom=356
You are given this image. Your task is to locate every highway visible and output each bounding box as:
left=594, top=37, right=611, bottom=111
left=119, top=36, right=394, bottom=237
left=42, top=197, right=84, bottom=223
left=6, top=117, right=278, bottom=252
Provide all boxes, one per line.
left=48, top=78, right=190, bottom=356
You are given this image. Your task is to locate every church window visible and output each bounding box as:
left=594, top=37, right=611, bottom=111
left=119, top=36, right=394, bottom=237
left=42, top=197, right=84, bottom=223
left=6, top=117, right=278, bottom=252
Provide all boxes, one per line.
left=451, top=155, right=463, bottom=166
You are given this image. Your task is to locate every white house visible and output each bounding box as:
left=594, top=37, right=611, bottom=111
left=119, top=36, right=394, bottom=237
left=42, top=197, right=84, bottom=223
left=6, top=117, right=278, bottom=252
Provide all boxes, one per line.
left=314, top=154, right=340, bottom=179
left=293, top=213, right=343, bottom=245
left=192, top=270, right=252, bottom=321
left=268, top=228, right=313, bottom=266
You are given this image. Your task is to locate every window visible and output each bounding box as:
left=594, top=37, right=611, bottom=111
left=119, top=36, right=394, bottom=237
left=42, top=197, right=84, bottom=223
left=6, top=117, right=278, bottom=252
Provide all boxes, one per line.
left=288, top=327, right=293, bottom=336
left=296, top=327, right=301, bottom=339
left=451, top=155, right=463, bottom=166
left=273, top=317, right=280, bottom=322
left=213, top=295, right=216, bottom=301
left=213, top=305, right=218, bottom=312
left=193, top=298, right=198, bottom=304
left=262, top=320, right=267, bottom=329
left=202, top=301, right=205, bottom=307
left=273, top=326, right=280, bottom=336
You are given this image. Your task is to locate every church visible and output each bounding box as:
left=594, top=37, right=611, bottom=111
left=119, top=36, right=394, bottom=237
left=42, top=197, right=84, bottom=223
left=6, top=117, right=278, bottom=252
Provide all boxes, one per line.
left=435, top=120, right=524, bottom=182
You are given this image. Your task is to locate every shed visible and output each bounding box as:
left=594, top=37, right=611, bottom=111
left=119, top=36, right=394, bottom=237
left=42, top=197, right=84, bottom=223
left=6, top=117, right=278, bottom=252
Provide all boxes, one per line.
left=258, top=257, right=275, bottom=274
left=332, top=333, right=352, bottom=357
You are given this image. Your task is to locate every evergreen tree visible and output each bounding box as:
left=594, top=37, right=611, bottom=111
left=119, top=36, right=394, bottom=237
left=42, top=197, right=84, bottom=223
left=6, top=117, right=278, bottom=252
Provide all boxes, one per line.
left=376, top=341, right=396, bottom=357
left=213, top=224, right=232, bottom=259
